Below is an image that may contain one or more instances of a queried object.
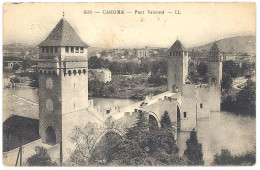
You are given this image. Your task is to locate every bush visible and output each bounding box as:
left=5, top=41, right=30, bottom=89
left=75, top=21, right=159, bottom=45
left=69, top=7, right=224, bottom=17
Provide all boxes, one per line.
left=213, top=149, right=255, bottom=166
left=26, top=146, right=57, bottom=166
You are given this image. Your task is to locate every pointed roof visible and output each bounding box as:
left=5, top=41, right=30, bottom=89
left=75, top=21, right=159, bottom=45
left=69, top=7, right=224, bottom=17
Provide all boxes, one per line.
left=210, top=42, right=220, bottom=52
left=169, top=40, right=186, bottom=51
left=39, top=18, right=88, bottom=47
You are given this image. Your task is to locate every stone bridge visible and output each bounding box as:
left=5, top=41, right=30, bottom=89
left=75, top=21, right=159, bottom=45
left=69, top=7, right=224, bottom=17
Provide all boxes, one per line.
left=106, top=91, right=182, bottom=139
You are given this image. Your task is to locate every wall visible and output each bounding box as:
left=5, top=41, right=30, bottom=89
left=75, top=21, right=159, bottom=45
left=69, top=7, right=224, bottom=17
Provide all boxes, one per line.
left=167, top=52, right=188, bottom=93
left=180, top=84, right=197, bottom=131
left=209, top=85, right=221, bottom=112
left=61, top=69, right=88, bottom=114
left=167, top=55, right=183, bottom=92
left=207, top=62, right=222, bottom=85
left=196, top=85, right=210, bottom=120
left=39, top=72, right=62, bottom=144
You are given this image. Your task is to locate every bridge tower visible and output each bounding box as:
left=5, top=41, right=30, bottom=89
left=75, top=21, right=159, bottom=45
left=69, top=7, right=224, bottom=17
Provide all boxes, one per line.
left=38, top=17, right=89, bottom=160
left=168, top=40, right=197, bottom=131
left=167, top=40, right=189, bottom=93
left=206, top=42, right=222, bottom=111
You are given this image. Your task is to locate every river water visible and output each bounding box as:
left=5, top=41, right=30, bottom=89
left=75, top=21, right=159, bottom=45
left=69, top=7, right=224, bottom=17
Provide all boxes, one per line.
left=4, top=87, right=256, bottom=165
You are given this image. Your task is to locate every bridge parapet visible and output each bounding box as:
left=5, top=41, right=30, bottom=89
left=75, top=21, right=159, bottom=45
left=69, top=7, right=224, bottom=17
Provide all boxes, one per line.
left=88, top=99, right=103, bottom=117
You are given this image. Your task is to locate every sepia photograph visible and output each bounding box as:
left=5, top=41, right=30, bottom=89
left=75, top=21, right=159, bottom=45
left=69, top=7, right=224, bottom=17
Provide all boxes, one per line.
left=1, top=2, right=256, bottom=167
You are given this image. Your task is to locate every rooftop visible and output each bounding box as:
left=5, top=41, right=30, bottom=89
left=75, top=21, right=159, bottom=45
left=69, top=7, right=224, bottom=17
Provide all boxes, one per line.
left=169, top=40, right=186, bottom=51
left=210, top=42, right=220, bottom=52
left=39, top=18, right=89, bottom=47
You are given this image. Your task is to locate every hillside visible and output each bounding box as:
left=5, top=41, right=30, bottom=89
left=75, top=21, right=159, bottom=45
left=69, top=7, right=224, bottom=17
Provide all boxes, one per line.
left=188, top=36, right=256, bottom=55
left=3, top=43, right=37, bottom=52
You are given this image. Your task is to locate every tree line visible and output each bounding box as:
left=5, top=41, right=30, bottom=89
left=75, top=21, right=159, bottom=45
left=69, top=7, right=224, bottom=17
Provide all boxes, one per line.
left=88, top=56, right=167, bottom=76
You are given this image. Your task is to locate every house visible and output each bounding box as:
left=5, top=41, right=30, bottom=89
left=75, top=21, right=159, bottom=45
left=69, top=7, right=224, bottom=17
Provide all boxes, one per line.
left=88, top=68, right=112, bottom=83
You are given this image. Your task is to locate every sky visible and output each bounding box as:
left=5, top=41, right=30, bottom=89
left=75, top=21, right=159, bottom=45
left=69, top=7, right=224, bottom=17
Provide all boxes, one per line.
left=3, top=2, right=256, bottom=49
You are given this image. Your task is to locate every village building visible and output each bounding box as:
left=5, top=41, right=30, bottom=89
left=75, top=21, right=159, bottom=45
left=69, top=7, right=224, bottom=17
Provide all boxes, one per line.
left=88, top=68, right=112, bottom=83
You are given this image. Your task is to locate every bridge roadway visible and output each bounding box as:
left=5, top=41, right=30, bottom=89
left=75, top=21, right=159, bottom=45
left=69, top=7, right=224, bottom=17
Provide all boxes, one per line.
left=107, top=91, right=180, bottom=121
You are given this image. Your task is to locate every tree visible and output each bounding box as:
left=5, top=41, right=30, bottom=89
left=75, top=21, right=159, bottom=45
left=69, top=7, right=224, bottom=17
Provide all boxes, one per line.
left=213, top=149, right=233, bottom=165
left=68, top=117, right=126, bottom=166
left=12, top=63, right=20, bottom=70
left=26, top=146, right=57, bottom=166
left=221, top=73, right=233, bottom=92
left=241, top=62, right=248, bottom=75
left=140, top=62, right=150, bottom=73
left=223, top=60, right=240, bottom=79
left=213, top=149, right=255, bottom=165
left=236, top=80, right=256, bottom=116
left=197, top=62, right=208, bottom=76
left=22, top=59, right=31, bottom=71
left=148, top=74, right=167, bottom=86
left=160, top=111, right=172, bottom=129
left=109, top=111, right=184, bottom=166
left=184, top=129, right=204, bottom=165
left=68, top=122, right=104, bottom=166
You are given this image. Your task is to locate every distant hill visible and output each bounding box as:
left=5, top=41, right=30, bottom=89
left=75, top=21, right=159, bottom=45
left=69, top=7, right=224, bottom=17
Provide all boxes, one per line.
left=88, top=47, right=104, bottom=53
left=3, top=43, right=38, bottom=52
left=187, top=36, right=256, bottom=55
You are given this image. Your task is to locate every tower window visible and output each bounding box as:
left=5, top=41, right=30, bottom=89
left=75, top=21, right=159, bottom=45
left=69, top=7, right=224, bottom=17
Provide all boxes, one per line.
left=55, top=47, right=58, bottom=53
left=184, top=112, right=187, bottom=118
left=75, top=47, right=79, bottom=53
left=42, top=47, right=45, bottom=53
left=68, top=70, right=72, bottom=76
left=50, top=47, right=53, bottom=53
left=80, top=47, right=84, bottom=53
left=65, top=47, right=69, bottom=53
left=71, top=47, right=74, bottom=53
left=46, top=47, right=49, bottom=53
left=74, top=103, right=76, bottom=109
left=200, top=103, right=203, bottom=108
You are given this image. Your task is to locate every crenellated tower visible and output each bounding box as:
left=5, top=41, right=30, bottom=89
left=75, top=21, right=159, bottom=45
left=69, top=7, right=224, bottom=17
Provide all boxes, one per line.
left=37, top=18, right=89, bottom=152
left=206, top=42, right=223, bottom=85
left=167, top=40, right=189, bottom=93
left=206, top=42, right=222, bottom=111
left=168, top=40, right=197, bottom=131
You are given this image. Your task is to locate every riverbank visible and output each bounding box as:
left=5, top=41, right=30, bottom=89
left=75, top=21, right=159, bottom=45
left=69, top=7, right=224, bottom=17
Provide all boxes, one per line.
left=88, top=76, right=167, bottom=100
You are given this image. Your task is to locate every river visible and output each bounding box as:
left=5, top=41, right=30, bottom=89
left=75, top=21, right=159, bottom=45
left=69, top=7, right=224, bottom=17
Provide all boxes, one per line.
left=4, top=87, right=256, bottom=165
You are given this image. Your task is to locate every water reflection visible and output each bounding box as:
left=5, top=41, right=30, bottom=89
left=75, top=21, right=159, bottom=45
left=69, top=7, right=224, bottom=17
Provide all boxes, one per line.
left=178, top=112, right=256, bottom=165
left=5, top=87, right=39, bottom=103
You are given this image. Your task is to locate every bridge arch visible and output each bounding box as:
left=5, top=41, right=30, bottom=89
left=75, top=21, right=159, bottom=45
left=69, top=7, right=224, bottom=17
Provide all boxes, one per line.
left=177, top=105, right=181, bottom=131
left=93, top=128, right=124, bottom=150
left=91, top=128, right=124, bottom=164
left=148, top=112, right=161, bottom=130
left=211, top=77, right=217, bottom=85
left=45, top=126, right=56, bottom=145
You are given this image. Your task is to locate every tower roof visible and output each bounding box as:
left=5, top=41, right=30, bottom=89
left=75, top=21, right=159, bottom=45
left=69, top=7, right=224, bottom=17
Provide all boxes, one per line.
left=210, top=42, right=220, bottom=52
left=39, top=18, right=89, bottom=47
left=169, top=40, right=186, bottom=51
